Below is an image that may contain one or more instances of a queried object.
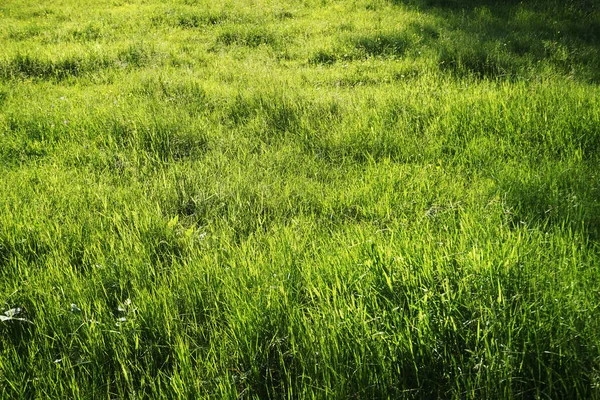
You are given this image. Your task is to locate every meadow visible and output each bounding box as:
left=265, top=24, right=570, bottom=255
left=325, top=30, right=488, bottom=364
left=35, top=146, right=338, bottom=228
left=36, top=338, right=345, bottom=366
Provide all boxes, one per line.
left=0, top=0, right=599, bottom=397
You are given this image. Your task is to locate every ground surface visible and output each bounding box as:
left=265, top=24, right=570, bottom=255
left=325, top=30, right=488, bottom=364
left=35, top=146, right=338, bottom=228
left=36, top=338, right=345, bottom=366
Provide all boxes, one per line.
left=0, top=0, right=599, bottom=398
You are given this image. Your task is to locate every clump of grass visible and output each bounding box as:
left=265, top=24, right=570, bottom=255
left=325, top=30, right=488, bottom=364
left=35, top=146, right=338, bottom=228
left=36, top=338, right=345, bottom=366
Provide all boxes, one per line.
left=438, top=42, right=515, bottom=80
left=117, top=43, right=154, bottom=68
left=131, top=77, right=209, bottom=113
left=7, top=25, right=43, bottom=41
left=308, top=49, right=338, bottom=65
left=151, top=9, right=233, bottom=28
left=0, top=53, right=107, bottom=80
left=178, top=11, right=229, bottom=28
left=69, top=24, right=106, bottom=42
left=0, top=44, right=156, bottom=82
left=352, top=31, right=413, bottom=58
left=215, top=25, right=281, bottom=48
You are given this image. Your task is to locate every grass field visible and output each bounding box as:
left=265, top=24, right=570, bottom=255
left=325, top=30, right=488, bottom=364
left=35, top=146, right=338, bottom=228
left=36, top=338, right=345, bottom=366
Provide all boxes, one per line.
left=1, top=0, right=599, bottom=398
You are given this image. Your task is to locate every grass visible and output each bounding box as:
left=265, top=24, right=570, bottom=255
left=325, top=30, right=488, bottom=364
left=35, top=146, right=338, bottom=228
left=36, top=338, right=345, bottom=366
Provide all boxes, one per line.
left=0, top=0, right=599, bottom=398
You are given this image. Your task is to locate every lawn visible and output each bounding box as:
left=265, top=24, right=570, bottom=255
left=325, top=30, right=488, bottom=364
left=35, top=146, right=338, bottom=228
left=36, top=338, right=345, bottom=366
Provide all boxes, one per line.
left=0, top=0, right=599, bottom=398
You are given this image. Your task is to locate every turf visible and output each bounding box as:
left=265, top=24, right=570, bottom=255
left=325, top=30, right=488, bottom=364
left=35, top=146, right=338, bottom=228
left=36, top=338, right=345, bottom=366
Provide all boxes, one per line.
left=0, top=0, right=599, bottom=398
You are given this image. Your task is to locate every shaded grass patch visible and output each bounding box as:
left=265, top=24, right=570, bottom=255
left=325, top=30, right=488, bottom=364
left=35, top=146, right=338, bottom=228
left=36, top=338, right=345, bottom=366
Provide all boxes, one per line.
left=215, top=25, right=283, bottom=49
left=0, top=45, right=156, bottom=81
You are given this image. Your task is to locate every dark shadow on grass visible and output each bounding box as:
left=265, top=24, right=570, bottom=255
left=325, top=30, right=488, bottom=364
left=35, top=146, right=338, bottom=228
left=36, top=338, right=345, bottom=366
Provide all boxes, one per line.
left=395, top=0, right=600, bottom=81
left=499, top=165, right=600, bottom=242
left=0, top=44, right=154, bottom=82
left=215, top=25, right=282, bottom=49
left=309, top=22, right=439, bottom=64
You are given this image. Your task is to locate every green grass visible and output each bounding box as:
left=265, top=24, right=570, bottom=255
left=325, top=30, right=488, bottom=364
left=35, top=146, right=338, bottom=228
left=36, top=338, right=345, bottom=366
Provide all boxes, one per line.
left=1, top=0, right=599, bottom=398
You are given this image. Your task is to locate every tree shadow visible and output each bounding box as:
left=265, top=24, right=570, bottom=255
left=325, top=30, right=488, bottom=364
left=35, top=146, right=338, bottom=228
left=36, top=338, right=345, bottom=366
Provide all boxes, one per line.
left=379, top=1, right=600, bottom=240
left=498, top=163, right=600, bottom=242
left=396, top=0, right=600, bottom=82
